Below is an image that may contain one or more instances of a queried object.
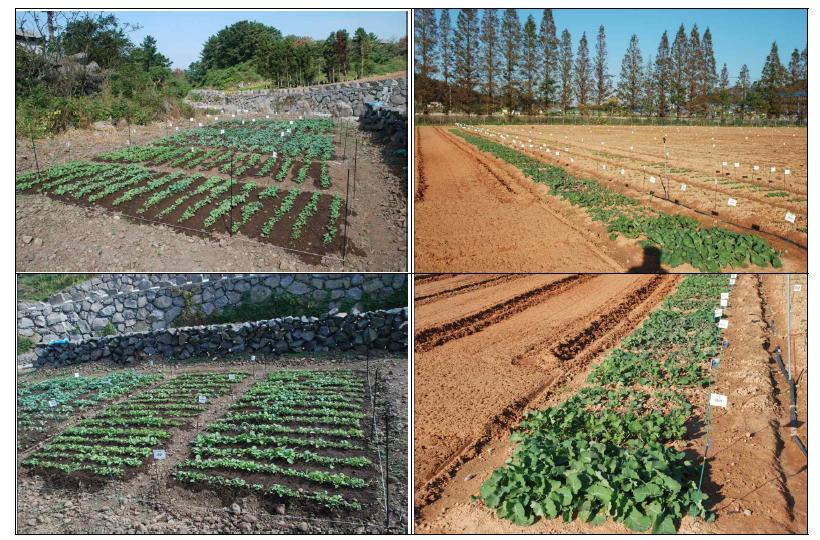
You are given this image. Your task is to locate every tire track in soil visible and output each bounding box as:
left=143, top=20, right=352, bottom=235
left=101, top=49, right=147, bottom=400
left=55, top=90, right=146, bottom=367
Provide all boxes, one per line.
left=415, top=274, right=526, bottom=306
left=441, top=129, right=516, bottom=196
left=415, top=126, right=428, bottom=203
left=414, top=274, right=595, bottom=353
left=414, top=273, right=458, bottom=285
left=415, top=275, right=678, bottom=510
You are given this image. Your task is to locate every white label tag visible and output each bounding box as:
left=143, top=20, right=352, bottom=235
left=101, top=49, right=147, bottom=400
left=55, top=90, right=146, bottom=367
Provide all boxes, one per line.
left=785, top=212, right=796, bottom=224
left=770, top=167, right=776, bottom=173
left=710, top=393, right=728, bottom=408
left=48, top=399, right=57, bottom=408
left=722, top=161, right=728, bottom=167
left=197, top=395, right=208, bottom=404
left=711, top=358, right=721, bottom=368
left=153, top=449, right=167, bottom=460
left=734, top=162, right=740, bottom=168
left=729, top=278, right=736, bottom=286
left=794, top=284, right=802, bottom=292
left=727, top=198, right=737, bottom=207
left=718, top=319, right=729, bottom=329
left=720, top=298, right=728, bottom=307
left=680, top=183, right=687, bottom=191
left=649, top=176, right=656, bottom=184
left=620, top=169, right=625, bottom=175
left=149, top=360, right=154, bottom=366
left=250, top=355, right=256, bottom=362
left=753, top=165, right=759, bottom=171
left=228, top=374, right=236, bottom=381
left=721, top=292, right=730, bottom=301
left=730, top=274, right=737, bottom=279
left=785, top=169, right=791, bottom=175
left=714, top=309, right=723, bottom=318
left=555, top=151, right=560, bottom=156
left=220, top=129, right=225, bottom=135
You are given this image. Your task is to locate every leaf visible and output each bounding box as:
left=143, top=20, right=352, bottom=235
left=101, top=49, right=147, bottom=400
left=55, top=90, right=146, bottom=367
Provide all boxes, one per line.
left=652, top=513, right=678, bottom=534
left=624, top=508, right=652, bottom=532
left=588, top=483, right=613, bottom=504
left=633, top=482, right=662, bottom=502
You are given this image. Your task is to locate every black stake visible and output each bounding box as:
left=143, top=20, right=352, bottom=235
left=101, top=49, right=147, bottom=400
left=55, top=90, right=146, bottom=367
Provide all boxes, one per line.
left=353, top=135, right=359, bottom=197
left=343, top=123, right=348, bottom=159
left=372, top=367, right=379, bottom=438
left=229, top=148, right=235, bottom=236
left=342, top=169, right=351, bottom=262
left=384, top=409, right=390, bottom=531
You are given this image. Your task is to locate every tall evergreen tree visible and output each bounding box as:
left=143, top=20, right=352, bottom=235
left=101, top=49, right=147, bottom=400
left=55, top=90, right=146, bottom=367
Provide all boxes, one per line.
left=685, top=24, right=703, bottom=111
left=479, top=9, right=501, bottom=114
left=574, top=32, right=593, bottom=108
left=538, top=9, right=558, bottom=108
left=520, top=15, right=540, bottom=113
left=760, top=41, right=786, bottom=116
left=500, top=9, right=521, bottom=112
left=414, top=9, right=438, bottom=112
left=799, top=47, right=808, bottom=80
left=736, top=64, right=751, bottom=119
left=593, top=25, right=611, bottom=106
left=654, top=30, right=672, bottom=117
left=558, top=29, right=573, bottom=111
left=670, top=24, right=688, bottom=117
left=617, top=34, right=643, bottom=113
left=701, top=28, right=717, bottom=94
left=641, top=55, right=656, bottom=115
left=719, top=63, right=729, bottom=89
left=453, top=9, right=480, bottom=113
left=438, top=10, right=454, bottom=112
left=788, top=48, right=802, bottom=86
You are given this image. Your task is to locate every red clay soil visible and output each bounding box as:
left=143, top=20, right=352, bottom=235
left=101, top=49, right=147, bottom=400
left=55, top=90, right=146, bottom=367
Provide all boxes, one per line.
left=413, top=273, right=679, bottom=511
left=413, top=127, right=626, bottom=273
left=414, top=274, right=807, bottom=534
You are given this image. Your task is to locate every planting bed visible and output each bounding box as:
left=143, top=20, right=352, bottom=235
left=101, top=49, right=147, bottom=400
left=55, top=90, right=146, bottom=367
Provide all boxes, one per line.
left=414, top=274, right=807, bottom=534
left=22, top=372, right=245, bottom=482
left=174, top=369, right=377, bottom=514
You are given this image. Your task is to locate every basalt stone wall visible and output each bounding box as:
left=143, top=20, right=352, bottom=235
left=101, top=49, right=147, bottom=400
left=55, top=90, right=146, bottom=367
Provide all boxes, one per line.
left=33, top=308, right=408, bottom=367
left=361, top=105, right=408, bottom=149
left=187, top=77, right=408, bottom=117
left=18, top=274, right=407, bottom=344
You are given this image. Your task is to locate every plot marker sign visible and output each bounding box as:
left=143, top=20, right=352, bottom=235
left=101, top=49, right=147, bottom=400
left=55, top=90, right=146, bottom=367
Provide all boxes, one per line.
left=152, top=449, right=167, bottom=460
left=717, top=319, right=729, bottom=329
left=197, top=395, right=208, bottom=404
left=794, top=284, right=802, bottom=293
left=785, top=212, right=796, bottom=224
left=710, top=393, right=728, bottom=408
left=727, top=198, right=737, bottom=207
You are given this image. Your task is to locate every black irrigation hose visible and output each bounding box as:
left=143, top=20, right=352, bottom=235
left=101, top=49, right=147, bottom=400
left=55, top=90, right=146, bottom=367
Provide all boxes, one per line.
left=772, top=346, right=807, bottom=457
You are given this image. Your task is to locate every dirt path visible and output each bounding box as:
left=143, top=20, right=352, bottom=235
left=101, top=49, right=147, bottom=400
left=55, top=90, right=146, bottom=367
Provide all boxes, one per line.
left=413, top=273, right=678, bottom=511
left=17, top=354, right=408, bottom=534
left=414, top=274, right=807, bottom=534
left=413, top=127, right=625, bottom=272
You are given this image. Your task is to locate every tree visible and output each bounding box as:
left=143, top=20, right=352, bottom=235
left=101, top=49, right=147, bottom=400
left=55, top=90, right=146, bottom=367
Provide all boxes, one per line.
left=131, top=35, right=171, bottom=83
left=200, top=21, right=280, bottom=70
left=479, top=9, right=501, bottom=114
left=654, top=30, right=672, bottom=117
left=574, top=32, right=593, bottom=108
left=670, top=24, right=688, bottom=117
left=453, top=9, right=480, bottom=114
left=352, top=28, right=376, bottom=79
left=593, top=25, right=611, bottom=106
left=719, top=63, right=729, bottom=89
left=701, top=28, right=717, bottom=95
left=788, top=48, right=802, bottom=86
left=414, top=9, right=437, bottom=112
left=500, top=9, right=521, bottom=112
left=684, top=24, right=704, bottom=112
left=558, top=29, right=573, bottom=111
left=438, top=10, right=454, bottom=111
left=640, top=55, right=656, bottom=115
left=800, top=47, right=808, bottom=80
left=736, top=63, right=751, bottom=119
left=520, top=15, right=540, bottom=113
left=538, top=9, right=558, bottom=108
left=617, top=34, right=643, bottom=113
left=760, top=42, right=786, bottom=116
left=61, top=13, right=133, bottom=69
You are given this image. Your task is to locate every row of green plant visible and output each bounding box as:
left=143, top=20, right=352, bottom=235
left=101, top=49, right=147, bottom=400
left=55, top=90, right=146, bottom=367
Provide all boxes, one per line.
left=478, top=275, right=727, bottom=532
left=453, top=128, right=782, bottom=271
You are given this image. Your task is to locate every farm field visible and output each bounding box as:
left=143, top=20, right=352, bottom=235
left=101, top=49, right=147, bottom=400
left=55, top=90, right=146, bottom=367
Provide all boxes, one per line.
left=414, top=125, right=806, bottom=272
left=413, top=273, right=807, bottom=534
left=17, top=355, right=407, bottom=534
left=16, top=118, right=406, bottom=272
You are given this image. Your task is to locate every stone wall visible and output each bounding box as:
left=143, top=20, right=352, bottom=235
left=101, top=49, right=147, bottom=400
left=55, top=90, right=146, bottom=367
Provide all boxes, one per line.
left=18, top=273, right=407, bottom=344
left=361, top=105, right=408, bottom=149
left=33, top=308, right=408, bottom=367
left=187, top=77, right=407, bottom=117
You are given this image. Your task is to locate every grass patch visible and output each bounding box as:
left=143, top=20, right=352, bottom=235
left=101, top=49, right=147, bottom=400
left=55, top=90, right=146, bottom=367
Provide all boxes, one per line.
left=17, top=274, right=94, bottom=302
left=17, top=337, right=34, bottom=356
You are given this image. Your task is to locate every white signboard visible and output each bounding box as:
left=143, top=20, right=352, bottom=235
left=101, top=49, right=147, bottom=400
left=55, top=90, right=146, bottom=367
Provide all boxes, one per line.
left=722, top=161, right=728, bottom=167
left=770, top=167, right=776, bottom=173
left=721, top=292, right=730, bottom=301
left=729, top=278, right=736, bottom=286
left=727, top=198, right=737, bottom=207
left=720, top=298, right=728, bottom=308
left=555, top=151, right=560, bottom=156
left=784, top=169, right=791, bottom=175
left=711, top=358, right=721, bottom=369
left=717, top=319, right=729, bottom=329
left=714, top=309, right=723, bottom=318
left=152, top=449, right=167, bottom=460
left=197, top=395, right=208, bottom=404
left=709, top=393, right=728, bottom=408
left=753, top=165, right=759, bottom=171
left=74, top=372, right=80, bottom=378
left=785, top=212, right=796, bottom=224
left=730, top=274, right=738, bottom=279
left=48, top=399, right=57, bottom=408
left=250, top=355, right=257, bottom=362
left=220, top=129, right=225, bottom=135
left=228, top=374, right=236, bottom=381
left=734, top=162, right=740, bottom=168
left=620, top=169, right=625, bottom=175
left=649, top=176, right=656, bottom=184
left=680, top=184, right=687, bottom=191
left=794, top=284, right=802, bottom=293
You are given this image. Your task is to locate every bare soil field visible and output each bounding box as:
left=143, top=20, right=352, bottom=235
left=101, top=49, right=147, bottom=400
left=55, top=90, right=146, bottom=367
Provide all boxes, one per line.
left=17, top=353, right=407, bottom=534
left=413, top=273, right=807, bottom=534
left=16, top=119, right=406, bottom=272
left=415, top=125, right=807, bottom=273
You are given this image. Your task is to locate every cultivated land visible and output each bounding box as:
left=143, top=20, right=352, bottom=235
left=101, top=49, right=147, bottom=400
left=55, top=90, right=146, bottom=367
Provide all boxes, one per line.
left=413, top=273, right=806, bottom=534
left=16, top=118, right=406, bottom=272
left=17, top=354, right=407, bottom=534
left=414, top=125, right=806, bottom=273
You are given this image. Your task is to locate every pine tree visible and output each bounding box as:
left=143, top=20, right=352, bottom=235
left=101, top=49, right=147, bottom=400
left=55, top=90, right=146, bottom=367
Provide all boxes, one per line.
left=788, top=48, right=801, bottom=86
left=654, top=30, right=672, bottom=118
left=438, top=10, right=454, bottom=112
left=593, top=25, right=611, bottom=106
left=479, top=9, right=501, bottom=114
left=617, top=34, right=643, bottom=113
left=558, top=29, right=573, bottom=111
left=701, top=28, right=717, bottom=94
left=719, top=64, right=729, bottom=89
left=736, top=64, right=751, bottom=119
left=760, top=41, right=786, bottom=116
left=670, top=24, right=688, bottom=117
left=641, top=55, right=656, bottom=116
left=538, top=9, right=558, bottom=108
left=574, top=32, right=592, bottom=108
left=520, top=15, right=540, bottom=113
left=453, top=9, right=480, bottom=114
left=500, top=9, right=521, bottom=112
left=685, top=24, right=703, bottom=112
left=414, top=9, right=438, bottom=112
left=799, top=47, right=807, bottom=80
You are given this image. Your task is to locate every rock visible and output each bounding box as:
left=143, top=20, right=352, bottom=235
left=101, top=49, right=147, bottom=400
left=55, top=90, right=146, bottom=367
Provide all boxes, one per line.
left=273, top=504, right=286, bottom=515
left=464, top=474, right=476, bottom=481
left=33, top=238, right=43, bottom=248
left=743, top=509, right=752, bottom=516
left=230, top=503, right=241, bottom=515
left=297, top=522, right=310, bottom=532
left=154, top=296, right=173, bottom=309
left=22, top=235, right=33, bottom=244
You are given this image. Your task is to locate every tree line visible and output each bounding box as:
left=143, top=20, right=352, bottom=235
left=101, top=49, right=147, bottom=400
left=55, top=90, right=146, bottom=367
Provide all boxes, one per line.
left=415, top=9, right=807, bottom=120
left=187, top=20, right=406, bottom=89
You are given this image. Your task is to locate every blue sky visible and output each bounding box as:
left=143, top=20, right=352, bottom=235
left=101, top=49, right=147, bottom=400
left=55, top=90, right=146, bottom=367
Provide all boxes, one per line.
left=16, top=10, right=407, bottom=69
left=436, top=9, right=806, bottom=81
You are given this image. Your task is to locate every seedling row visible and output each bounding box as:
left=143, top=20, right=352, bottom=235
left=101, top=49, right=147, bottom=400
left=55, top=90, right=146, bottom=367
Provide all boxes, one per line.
left=16, top=162, right=345, bottom=254
left=22, top=372, right=246, bottom=480
left=479, top=275, right=727, bottom=532
left=174, top=369, right=375, bottom=513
